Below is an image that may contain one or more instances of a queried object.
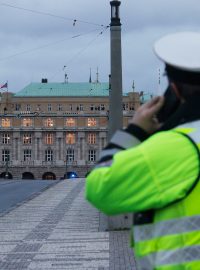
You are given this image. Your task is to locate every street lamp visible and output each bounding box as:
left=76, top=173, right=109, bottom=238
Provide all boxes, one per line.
left=5, top=156, right=9, bottom=179
left=110, top=0, right=121, bottom=26
left=65, top=156, right=68, bottom=177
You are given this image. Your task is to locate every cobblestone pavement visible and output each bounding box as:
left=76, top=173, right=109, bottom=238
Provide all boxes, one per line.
left=0, top=179, right=136, bottom=270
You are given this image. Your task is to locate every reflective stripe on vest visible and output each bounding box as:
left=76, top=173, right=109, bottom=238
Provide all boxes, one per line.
left=134, top=214, right=200, bottom=242
left=110, top=130, right=141, bottom=149
left=134, top=120, right=200, bottom=270
left=174, top=120, right=200, bottom=147
left=99, top=148, right=120, bottom=159
left=99, top=130, right=141, bottom=165
left=95, top=159, right=113, bottom=168
left=137, top=245, right=200, bottom=269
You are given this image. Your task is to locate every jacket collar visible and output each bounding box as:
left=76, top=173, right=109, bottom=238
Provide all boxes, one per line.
left=159, top=95, right=200, bottom=131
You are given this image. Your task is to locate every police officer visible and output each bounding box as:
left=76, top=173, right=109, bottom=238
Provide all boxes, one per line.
left=86, top=31, right=200, bottom=270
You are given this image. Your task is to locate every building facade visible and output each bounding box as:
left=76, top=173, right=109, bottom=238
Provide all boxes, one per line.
left=0, top=80, right=140, bottom=179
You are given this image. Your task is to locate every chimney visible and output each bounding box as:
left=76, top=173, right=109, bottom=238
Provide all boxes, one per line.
left=41, top=78, right=48, bottom=83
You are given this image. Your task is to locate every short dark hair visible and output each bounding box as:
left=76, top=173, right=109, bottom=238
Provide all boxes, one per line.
left=173, top=81, right=200, bottom=99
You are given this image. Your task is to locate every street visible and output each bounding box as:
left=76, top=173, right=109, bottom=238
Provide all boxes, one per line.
left=0, top=180, right=58, bottom=215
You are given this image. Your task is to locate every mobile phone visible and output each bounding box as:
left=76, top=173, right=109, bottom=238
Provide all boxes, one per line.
left=157, top=85, right=180, bottom=122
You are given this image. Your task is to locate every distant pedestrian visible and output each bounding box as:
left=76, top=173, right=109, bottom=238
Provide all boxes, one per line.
left=86, top=32, right=200, bottom=269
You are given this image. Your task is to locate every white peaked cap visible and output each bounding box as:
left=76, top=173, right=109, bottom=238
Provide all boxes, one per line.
left=154, top=32, right=200, bottom=72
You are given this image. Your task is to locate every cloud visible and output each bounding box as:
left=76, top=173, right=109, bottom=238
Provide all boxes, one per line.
left=0, top=0, right=200, bottom=93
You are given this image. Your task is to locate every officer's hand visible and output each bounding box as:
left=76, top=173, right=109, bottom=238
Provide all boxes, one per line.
left=130, top=96, right=165, bottom=134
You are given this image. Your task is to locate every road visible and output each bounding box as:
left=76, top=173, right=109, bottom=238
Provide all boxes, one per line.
left=0, top=180, right=59, bottom=214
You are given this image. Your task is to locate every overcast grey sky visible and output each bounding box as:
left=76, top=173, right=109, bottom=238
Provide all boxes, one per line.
left=0, top=0, right=200, bottom=94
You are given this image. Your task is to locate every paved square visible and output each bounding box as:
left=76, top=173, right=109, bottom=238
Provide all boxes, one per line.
left=0, top=179, right=136, bottom=269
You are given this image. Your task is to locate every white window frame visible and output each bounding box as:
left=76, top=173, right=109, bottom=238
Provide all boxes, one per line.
left=2, top=133, right=10, bottom=144
left=58, top=104, right=62, bottom=111
left=90, top=104, right=94, bottom=111
left=88, top=133, right=96, bottom=144
left=88, top=149, right=96, bottom=162
left=23, top=134, right=32, bottom=144
left=15, top=104, right=21, bottom=111
left=87, top=118, right=97, bottom=127
left=2, top=149, right=10, bottom=162
left=66, top=148, right=74, bottom=162
left=26, top=104, right=31, bottom=111
left=45, top=118, right=54, bottom=127
left=45, top=149, right=53, bottom=161
left=47, top=104, right=52, bottom=112
left=45, top=133, right=53, bottom=145
left=24, top=149, right=32, bottom=161
left=100, top=104, right=105, bottom=111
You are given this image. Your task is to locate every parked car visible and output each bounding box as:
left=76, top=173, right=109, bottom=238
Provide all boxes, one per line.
left=64, top=172, right=79, bottom=179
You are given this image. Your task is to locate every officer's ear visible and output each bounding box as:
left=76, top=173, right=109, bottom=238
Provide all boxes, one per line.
left=170, top=82, right=185, bottom=103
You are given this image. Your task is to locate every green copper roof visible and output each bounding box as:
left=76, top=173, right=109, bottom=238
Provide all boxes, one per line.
left=140, top=93, right=153, bottom=103
left=14, top=82, right=110, bottom=97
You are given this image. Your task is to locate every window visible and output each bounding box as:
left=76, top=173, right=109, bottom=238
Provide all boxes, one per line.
left=58, top=104, right=62, bottom=111
left=45, top=118, right=54, bottom=127
left=2, top=118, right=11, bottom=128
left=15, top=104, right=21, bottom=111
left=45, top=133, right=53, bottom=144
left=22, top=118, right=32, bottom=127
left=36, top=104, right=41, bottom=112
left=66, top=148, right=74, bottom=162
left=24, top=149, right=32, bottom=161
left=66, top=133, right=75, bottom=144
left=69, top=104, right=73, bottom=111
left=88, top=149, right=96, bottom=162
left=45, top=149, right=53, bottom=161
left=88, top=133, right=96, bottom=144
left=47, top=104, right=52, bottom=112
left=90, top=104, right=94, bottom=111
left=77, top=104, right=84, bottom=111
left=123, top=103, right=129, bottom=111
left=23, top=134, right=32, bottom=144
left=100, top=104, right=105, bottom=111
left=2, top=133, right=10, bottom=144
left=129, top=103, right=135, bottom=111
left=87, top=118, right=97, bottom=127
left=2, top=150, right=10, bottom=162
left=66, top=118, right=75, bottom=127
left=26, top=104, right=31, bottom=111
left=2, top=149, right=10, bottom=162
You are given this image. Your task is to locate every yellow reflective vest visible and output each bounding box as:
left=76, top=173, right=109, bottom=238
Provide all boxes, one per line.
left=86, top=120, right=200, bottom=270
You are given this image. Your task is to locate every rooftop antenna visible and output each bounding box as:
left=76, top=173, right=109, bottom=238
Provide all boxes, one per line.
left=132, top=80, right=135, bottom=92
left=63, top=66, right=68, bottom=83
left=96, top=67, right=99, bottom=83
left=89, top=68, right=92, bottom=83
